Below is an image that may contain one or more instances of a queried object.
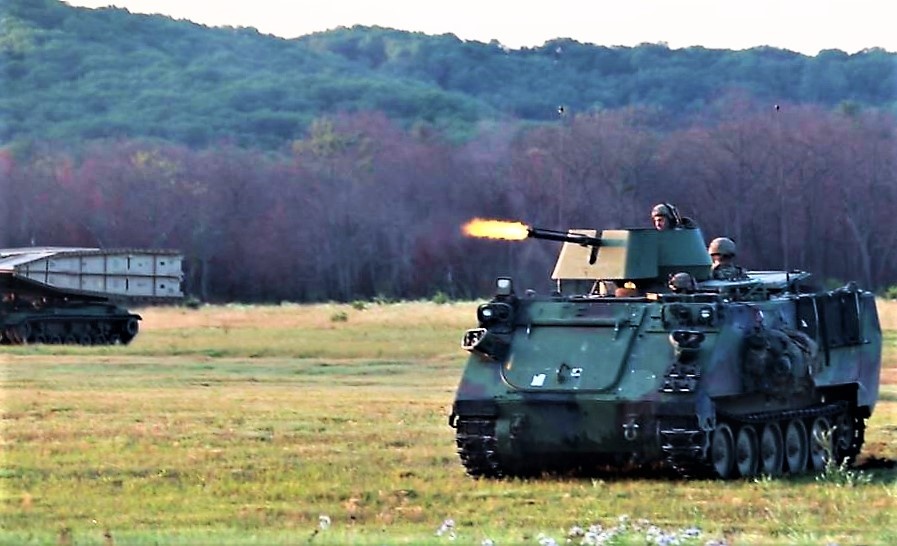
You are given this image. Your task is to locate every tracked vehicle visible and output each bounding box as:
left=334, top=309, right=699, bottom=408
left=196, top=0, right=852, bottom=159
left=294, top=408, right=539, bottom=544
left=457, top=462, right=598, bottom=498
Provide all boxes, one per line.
left=1, top=247, right=183, bottom=345
left=450, top=221, right=881, bottom=479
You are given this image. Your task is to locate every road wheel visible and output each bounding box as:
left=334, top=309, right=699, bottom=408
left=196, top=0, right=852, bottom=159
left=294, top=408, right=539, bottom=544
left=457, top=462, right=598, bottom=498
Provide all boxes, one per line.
left=759, top=422, right=784, bottom=476
left=710, top=423, right=736, bottom=479
left=20, top=322, right=33, bottom=344
left=123, top=318, right=139, bottom=342
left=735, top=425, right=760, bottom=478
left=809, top=416, right=833, bottom=471
left=784, top=419, right=808, bottom=474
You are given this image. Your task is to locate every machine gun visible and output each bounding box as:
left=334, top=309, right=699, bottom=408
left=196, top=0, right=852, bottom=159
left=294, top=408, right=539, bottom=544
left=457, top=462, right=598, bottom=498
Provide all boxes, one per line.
left=526, top=227, right=603, bottom=248
left=462, top=218, right=712, bottom=281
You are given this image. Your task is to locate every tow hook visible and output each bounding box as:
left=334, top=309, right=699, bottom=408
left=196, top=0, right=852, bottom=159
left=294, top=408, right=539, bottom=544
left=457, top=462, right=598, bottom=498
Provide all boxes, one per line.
left=623, top=416, right=640, bottom=441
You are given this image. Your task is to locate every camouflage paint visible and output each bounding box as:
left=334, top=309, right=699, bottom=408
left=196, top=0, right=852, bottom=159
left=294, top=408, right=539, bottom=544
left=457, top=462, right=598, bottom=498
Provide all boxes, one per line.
left=451, top=226, right=882, bottom=478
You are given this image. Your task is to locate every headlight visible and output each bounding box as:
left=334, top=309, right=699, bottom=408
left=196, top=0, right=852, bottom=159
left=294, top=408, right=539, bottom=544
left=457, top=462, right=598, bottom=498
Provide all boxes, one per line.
left=495, top=277, right=513, bottom=296
left=477, top=302, right=513, bottom=324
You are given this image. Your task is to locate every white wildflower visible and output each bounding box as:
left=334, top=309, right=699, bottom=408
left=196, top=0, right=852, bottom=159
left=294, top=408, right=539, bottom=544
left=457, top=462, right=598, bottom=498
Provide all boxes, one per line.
left=583, top=530, right=611, bottom=546
left=655, top=534, right=681, bottom=546
left=436, top=518, right=456, bottom=537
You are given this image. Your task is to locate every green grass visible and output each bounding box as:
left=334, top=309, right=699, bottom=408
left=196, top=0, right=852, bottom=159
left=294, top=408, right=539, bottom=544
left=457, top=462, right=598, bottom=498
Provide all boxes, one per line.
left=2, top=303, right=896, bottom=545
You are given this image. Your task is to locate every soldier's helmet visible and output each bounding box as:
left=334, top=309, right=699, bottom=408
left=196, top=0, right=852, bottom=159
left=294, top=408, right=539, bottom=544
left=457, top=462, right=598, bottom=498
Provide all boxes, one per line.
left=708, top=237, right=737, bottom=257
left=651, top=203, right=673, bottom=219
left=668, top=272, right=697, bottom=293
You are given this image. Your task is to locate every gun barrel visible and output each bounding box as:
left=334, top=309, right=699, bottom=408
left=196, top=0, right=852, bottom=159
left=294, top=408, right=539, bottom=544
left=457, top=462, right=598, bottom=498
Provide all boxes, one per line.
left=527, top=227, right=602, bottom=247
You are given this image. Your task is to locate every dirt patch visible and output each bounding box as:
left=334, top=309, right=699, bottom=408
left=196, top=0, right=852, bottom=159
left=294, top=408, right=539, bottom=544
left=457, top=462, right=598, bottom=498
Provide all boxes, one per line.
left=879, top=367, right=897, bottom=385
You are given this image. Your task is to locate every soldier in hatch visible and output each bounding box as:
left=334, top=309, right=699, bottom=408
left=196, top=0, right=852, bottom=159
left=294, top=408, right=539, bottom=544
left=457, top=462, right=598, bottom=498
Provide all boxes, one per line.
left=708, top=237, right=748, bottom=281
left=668, top=272, right=697, bottom=293
left=651, top=203, right=677, bottom=230
left=651, top=203, right=697, bottom=230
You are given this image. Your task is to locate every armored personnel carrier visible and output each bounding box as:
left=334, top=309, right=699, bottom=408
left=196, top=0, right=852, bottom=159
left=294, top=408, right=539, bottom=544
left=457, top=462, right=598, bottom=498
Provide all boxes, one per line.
left=450, top=220, right=881, bottom=479
left=0, top=247, right=183, bottom=345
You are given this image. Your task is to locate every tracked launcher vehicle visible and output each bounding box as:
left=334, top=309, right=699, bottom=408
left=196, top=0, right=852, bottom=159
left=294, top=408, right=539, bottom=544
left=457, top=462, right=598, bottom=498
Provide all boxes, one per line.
left=450, top=221, right=881, bottom=479
left=1, top=247, right=183, bottom=345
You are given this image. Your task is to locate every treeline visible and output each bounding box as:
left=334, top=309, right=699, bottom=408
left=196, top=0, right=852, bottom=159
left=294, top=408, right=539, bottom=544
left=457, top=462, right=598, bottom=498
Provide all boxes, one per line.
left=2, top=99, right=895, bottom=302
left=3, top=0, right=895, bottom=148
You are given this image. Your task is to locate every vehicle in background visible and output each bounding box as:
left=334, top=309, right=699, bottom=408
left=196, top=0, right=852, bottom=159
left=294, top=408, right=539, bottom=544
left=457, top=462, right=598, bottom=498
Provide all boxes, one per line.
left=0, top=247, right=183, bottom=345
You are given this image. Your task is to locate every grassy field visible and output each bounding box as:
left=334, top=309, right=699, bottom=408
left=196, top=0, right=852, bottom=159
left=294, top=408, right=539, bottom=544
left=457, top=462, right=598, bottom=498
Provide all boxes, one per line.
left=2, top=301, right=896, bottom=545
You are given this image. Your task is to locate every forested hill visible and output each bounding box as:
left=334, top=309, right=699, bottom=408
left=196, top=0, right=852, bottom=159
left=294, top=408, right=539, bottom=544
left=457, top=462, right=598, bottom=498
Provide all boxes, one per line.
left=4, top=0, right=896, bottom=148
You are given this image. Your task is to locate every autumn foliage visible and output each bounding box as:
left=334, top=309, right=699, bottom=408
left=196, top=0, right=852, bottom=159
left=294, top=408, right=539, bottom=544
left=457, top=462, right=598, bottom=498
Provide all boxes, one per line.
left=2, top=102, right=895, bottom=303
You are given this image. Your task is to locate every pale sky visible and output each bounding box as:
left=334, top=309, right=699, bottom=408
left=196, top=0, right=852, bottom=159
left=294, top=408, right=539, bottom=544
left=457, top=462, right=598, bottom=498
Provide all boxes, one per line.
left=64, top=1, right=897, bottom=56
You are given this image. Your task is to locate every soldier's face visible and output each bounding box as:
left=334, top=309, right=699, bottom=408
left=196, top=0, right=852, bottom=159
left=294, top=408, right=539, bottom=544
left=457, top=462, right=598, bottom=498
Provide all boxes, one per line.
left=653, top=215, right=669, bottom=230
